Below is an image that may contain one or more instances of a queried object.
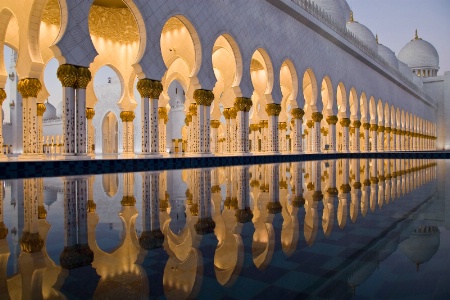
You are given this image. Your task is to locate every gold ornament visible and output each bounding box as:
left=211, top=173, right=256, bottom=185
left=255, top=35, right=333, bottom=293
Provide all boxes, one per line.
left=363, top=123, right=371, bottom=130
left=223, top=108, right=231, bottom=119
left=37, top=103, right=46, bottom=116
left=234, top=97, right=253, bottom=112
left=86, top=108, right=95, bottom=120
left=210, top=120, right=221, bottom=128
left=370, top=124, right=378, bottom=131
left=377, top=126, right=385, bottom=132
left=211, top=185, right=221, bottom=193
left=385, top=127, right=392, bottom=133
left=17, top=78, right=42, bottom=98
left=88, top=200, right=97, bottom=213
left=229, top=108, right=237, bottom=119
left=120, top=111, right=135, bottom=122
left=340, top=184, right=351, bottom=193
left=353, top=120, right=362, bottom=128
left=340, top=118, right=351, bottom=127
left=137, top=78, right=163, bottom=99
left=291, top=108, right=305, bottom=120
left=249, top=124, right=260, bottom=131
left=0, top=88, right=6, bottom=104
left=353, top=182, right=362, bottom=189
left=193, top=89, right=214, bottom=106
left=327, top=187, right=339, bottom=196
left=278, top=122, right=287, bottom=130
left=76, top=67, right=92, bottom=89
left=38, top=205, right=47, bottom=219
left=158, top=107, right=169, bottom=123
left=189, top=103, right=197, bottom=116
left=20, top=232, right=44, bottom=253
left=265, top=103, right=281, bottom=116
left=121, top=196, right=136, bottom=206
left=57, top=64, right=78, bottom=88
left=312, top=112, right=323, bottom=122
left=312, top=191, right=323, bottom=202
left=184, top=114, right=192, bottom=126
left=326, top=115, right=338, bottom=125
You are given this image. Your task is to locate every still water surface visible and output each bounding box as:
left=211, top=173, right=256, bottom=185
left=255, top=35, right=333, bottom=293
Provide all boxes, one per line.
left=1, top=158, right=449, bottom=299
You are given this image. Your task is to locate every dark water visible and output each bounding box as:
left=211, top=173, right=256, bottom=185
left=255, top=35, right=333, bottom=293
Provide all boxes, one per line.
left=1, top=158, right=449, bottom=299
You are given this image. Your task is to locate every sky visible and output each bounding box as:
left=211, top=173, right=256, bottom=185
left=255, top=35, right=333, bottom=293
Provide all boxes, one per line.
left=347, top=0, right=450, bottom=75
left=2, top=0, right=450, bottom=122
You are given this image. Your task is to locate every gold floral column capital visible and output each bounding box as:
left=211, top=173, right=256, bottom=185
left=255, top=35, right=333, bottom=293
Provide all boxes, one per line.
left=326, top=115, right=338, bottom=125
left=340, top=118, right=351, bottom=127
left=377, top=126, right=385, bottom=132
left=120, top=111, right=135, bottom=122
left=353, top=120, right=362, bottom=128
left=37, top=103, right=46, bottom=116
left=223, top=108, right=231, bottom=120
left=265, top=103, right=281, bottom=116
left=250, top=124, right=260, bottom=131
left=210, top=120, right=221, bottom=128
left=158, top=107, right=169, bottom=123
left=86, top=108, right=95, bottom=120
left=229, top=108, right=237, bottom=119
left=291, top=108, right=305, bottom=120
left=184, top=114, right=192, bottom=126
left=193, top=89, right=214, bottom=106
left=0, top=222, right=8, bottom=239
left=370, top=124, right=379, bottom=131
left=76, top=67, right=92, bottom=89
left=0, top=88, right=6, bottom=104
left=17, top=78, right=42, bottom=98
left=137, top=78, right=163, bottom=99
left=363, top=123, right=371, bottom=130
left=278, top=122, right=287, bottom=130
left=311, top=112, right=323, bottom=122
left=385, top=127, right=392, bottom=133
left=57, top=64, right=78, bottom=88
left=189, top=103, right=197, bottom=116
left=234, top=97, right=253, bottom=112
left=306, top=120, right=314, bottom=128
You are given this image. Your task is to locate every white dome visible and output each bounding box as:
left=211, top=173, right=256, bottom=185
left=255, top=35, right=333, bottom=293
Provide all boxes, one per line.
left=398, top=36, right=439, bottom=70
left=378, top=43, right=399, bottom=70
left=346, top=20, right=377, bottom=53
left=339, top=0, right=351, bottom=22
left=43, top=101, right=57, bottom=119
left=312, top=0, right=347, bottom=27
left=56, top=101, right=63, bottom=117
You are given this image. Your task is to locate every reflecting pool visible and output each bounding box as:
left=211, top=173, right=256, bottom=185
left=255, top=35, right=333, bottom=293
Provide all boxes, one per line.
left=1, top=159, right=449, bottom=299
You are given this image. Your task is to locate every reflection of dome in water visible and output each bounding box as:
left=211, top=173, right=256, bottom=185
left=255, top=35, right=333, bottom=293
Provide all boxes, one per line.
left=348, top=258, right=378, bottom=293
left=399, top=226, right=440, bottom=271
left=44, top=101, right=57, bottom=119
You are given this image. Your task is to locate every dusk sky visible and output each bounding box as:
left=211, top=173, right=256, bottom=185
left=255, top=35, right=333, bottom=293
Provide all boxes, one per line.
left=347, top=0, right=450, bottom=75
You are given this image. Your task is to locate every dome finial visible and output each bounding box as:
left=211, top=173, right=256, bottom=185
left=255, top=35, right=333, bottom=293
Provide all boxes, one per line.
left=350, top=11, right=354, bottom=22
left=413, top=29, right=422, bottom=41
left=376, top=34, right=379, bottom=44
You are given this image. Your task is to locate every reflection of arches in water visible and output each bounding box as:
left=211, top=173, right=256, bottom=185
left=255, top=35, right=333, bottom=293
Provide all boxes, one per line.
left=102, top=112, right=118, bottom=154
left=102, top=174, right=119, bottom=198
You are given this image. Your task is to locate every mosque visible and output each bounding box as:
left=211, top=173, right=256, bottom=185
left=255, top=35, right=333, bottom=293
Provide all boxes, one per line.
left=1, top=0, right=450, bottom=159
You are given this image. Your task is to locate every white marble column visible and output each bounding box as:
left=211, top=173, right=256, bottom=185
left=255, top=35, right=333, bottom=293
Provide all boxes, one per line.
left=57, top=65, right=77, bottom=155
left=210, top=120, right=220, bottom=154
left=377, top=126, right=385, bottom=152
left=249, top=124, right=260, bottom=153
left=370, top=124, right=378, bottom=152
left=0, top=89, right=5, bottom=158
left=395, top=129, right=401, bottom=151
left=224, top=109, right=232, bottom=154
left=385, top=127, right=391, bottom=151
left=352, top=120, right=361, bottom=152
left=266, top=104, right=281, bottom=153
left=306, top=120, right=314, bottom=153
left=120, top=111, right=135, bottom=157
left=234, top=97, right=252, bottom=154
left=362, top=123, right=370, bottom=152
left=230, top=110, right=237, bottom=153
left=17, top=79, right=42, bottom=158
left=278, top=122, right=287, bottom=152
left=260, top=120, right=268, bottom=152
left=137, top=79, right=162, bottom=156
left=36, top=103, right=46, bottom=155
left=75, top=67, right=91, bottom=156
left=158, top=107, right=168, bottom=153
left=194, top=89, right=214, bottom=154
left=326, top=115, right=338, bottom=153
left=311, top=112, right=323, bottom=153
left=86, top=108, right=95, bottom=156
left=185, top=114, right=193, bottom=153
left=340, top=118, right=350, bottom=153
left=291, top=108, right=305, bottom=153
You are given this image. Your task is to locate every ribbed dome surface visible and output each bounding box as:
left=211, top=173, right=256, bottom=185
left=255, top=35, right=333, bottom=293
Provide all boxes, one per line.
left=346, top=21, right=377, bottom=53
left=398, top=38, right=439, bottom=69
left=378, top=44, right=399, bottom=70
left=312, top=0, right=347, bottom=27
left=339, top=0, right=351, bottom=22
left=44, top=101, right=57, bottom=119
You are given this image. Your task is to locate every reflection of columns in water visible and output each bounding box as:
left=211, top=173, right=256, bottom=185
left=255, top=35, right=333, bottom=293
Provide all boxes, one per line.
left=369, top=159, right=379, bottom=212
left=0, top=89, right=6, bottom=158
left=324, top=160, right=337, bottom=236
left=361, top=159, right=370, bottom=217
left=377, top=159, right=386, bottom=209
left=267, top=164, right=281, bottom=214
left=235, top=166, right=253, bottom=223
left=291, top=162, right=305, bottom=208
left=338, top=159, right=350, bottom=229
left=0, top=180, right=8, bottom=239
left=193, top=169, right=215, bottom=235
left=353, top=120, right=361, bottom=152
left=37, top=178, right=47, bottom=220
left=140, top=172, right=164, bottom=249
left=384, top=159, right=392, bottom=204
left=350, top=159, right=361, bottom=223
left=20, top=179, right=43, bottom=253
left=60, top=176, right=93, bottom=269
